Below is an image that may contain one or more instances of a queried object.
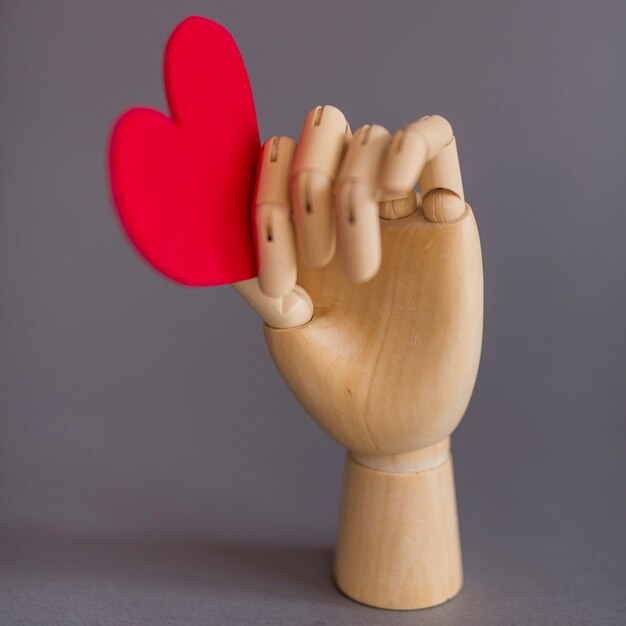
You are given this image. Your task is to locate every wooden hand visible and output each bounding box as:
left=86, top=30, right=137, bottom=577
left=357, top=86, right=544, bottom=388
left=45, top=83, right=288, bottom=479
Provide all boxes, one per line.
left=236, top=106, right=483, bottom=610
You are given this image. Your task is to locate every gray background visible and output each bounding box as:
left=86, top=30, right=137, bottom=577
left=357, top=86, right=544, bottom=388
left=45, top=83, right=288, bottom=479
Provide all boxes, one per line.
left=1, top=1, right=625, bottom=624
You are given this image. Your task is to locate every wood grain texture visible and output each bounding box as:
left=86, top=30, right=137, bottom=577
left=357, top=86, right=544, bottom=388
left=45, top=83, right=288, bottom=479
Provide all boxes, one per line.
left=334, top=451, right=463, bottom=610
left=260, top=167, right=482, bottom=608
left=264, top=204, right=483, bottom=457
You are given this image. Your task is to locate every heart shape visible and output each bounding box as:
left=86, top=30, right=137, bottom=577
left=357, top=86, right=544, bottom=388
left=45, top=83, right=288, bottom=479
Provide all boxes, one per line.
left=109, top=16, right=260, bottom=286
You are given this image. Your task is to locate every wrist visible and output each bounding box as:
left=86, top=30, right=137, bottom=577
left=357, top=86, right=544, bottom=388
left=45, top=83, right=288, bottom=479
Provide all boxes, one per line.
left=350, top=436, right=450, bottom=473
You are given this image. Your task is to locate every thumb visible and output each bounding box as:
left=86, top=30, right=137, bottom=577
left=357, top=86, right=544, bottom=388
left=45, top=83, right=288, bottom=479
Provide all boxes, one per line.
left=233, top=278, right=313, bottom=329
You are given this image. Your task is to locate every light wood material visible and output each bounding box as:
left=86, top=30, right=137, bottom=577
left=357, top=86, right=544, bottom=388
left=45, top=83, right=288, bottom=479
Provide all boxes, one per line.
left=352, top=434, right=450, bottom=473
left=243, top=107, right=481, bottom=610
left=335, top=124, right=391, bottom=282
left=291, top=105, right=351, bottom=268
left=262, top=203, right=481, bottom=610
left=378, top=191, right=419, bottom=220
left=420, top=138, right=465, bottom=222
left=233, top=278, right=313, bottom=329
left=264, top=205, right=483, bottom=456
left=381, top=115, right=465, bottom=222
left=255, top=111, right=467, bottom=298
left=254, top=136, right=298, bottom=297
left=334, top=446, right=463, bottom=610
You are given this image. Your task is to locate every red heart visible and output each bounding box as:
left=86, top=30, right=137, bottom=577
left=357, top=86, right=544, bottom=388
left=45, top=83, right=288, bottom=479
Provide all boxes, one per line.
left=109, top=16, right=260, bottom=286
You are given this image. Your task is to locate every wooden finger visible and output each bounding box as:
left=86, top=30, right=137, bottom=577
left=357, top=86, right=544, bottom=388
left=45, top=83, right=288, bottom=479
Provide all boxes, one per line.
left=335, top=124, right=390, bottom=282
left=378, top=191, right=419, bottom=220
left=380, top=115, right=465, bottom=222
left=254, top=136, right=298, bottom=297
left=419, top=136, right=464, bottom=222
left=291, top=105, right=350, bottom=267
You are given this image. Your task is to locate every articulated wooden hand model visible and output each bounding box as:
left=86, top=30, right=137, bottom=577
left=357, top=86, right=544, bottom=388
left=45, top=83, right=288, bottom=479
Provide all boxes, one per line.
left=237, top=107, right=483, bottom=610
left=109, top=17, right=482, bottom=612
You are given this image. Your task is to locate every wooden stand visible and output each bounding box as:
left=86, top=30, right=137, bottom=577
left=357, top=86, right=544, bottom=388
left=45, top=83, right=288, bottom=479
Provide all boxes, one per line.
left=334, top=440, right=463, bottom=610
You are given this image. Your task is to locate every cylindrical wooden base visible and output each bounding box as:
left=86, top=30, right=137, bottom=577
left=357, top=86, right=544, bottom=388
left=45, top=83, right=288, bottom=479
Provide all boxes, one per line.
left=334, top=451, right=463, bottom=610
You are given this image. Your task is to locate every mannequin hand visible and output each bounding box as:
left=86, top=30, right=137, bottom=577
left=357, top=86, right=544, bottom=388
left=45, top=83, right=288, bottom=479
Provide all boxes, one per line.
left=237, top=106, right=483, bottom=460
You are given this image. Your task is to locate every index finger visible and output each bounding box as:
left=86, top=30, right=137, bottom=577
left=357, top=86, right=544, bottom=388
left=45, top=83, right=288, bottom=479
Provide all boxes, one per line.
left=254, top=136, right=298, bottom=297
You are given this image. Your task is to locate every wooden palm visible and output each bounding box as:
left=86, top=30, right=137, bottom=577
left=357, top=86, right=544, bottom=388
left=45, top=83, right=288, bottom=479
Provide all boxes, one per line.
left=264, top=203, right=483, bottom=459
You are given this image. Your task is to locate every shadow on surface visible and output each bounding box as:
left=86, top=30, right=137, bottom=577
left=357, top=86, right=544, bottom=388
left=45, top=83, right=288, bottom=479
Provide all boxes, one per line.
left=3, top=526, right=622, bottom=625
left=0, top=529, right=345, bottom=607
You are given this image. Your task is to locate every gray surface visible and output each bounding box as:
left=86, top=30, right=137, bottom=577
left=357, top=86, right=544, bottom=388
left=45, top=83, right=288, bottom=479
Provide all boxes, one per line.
left=1, top=1, right=625, bottom=624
